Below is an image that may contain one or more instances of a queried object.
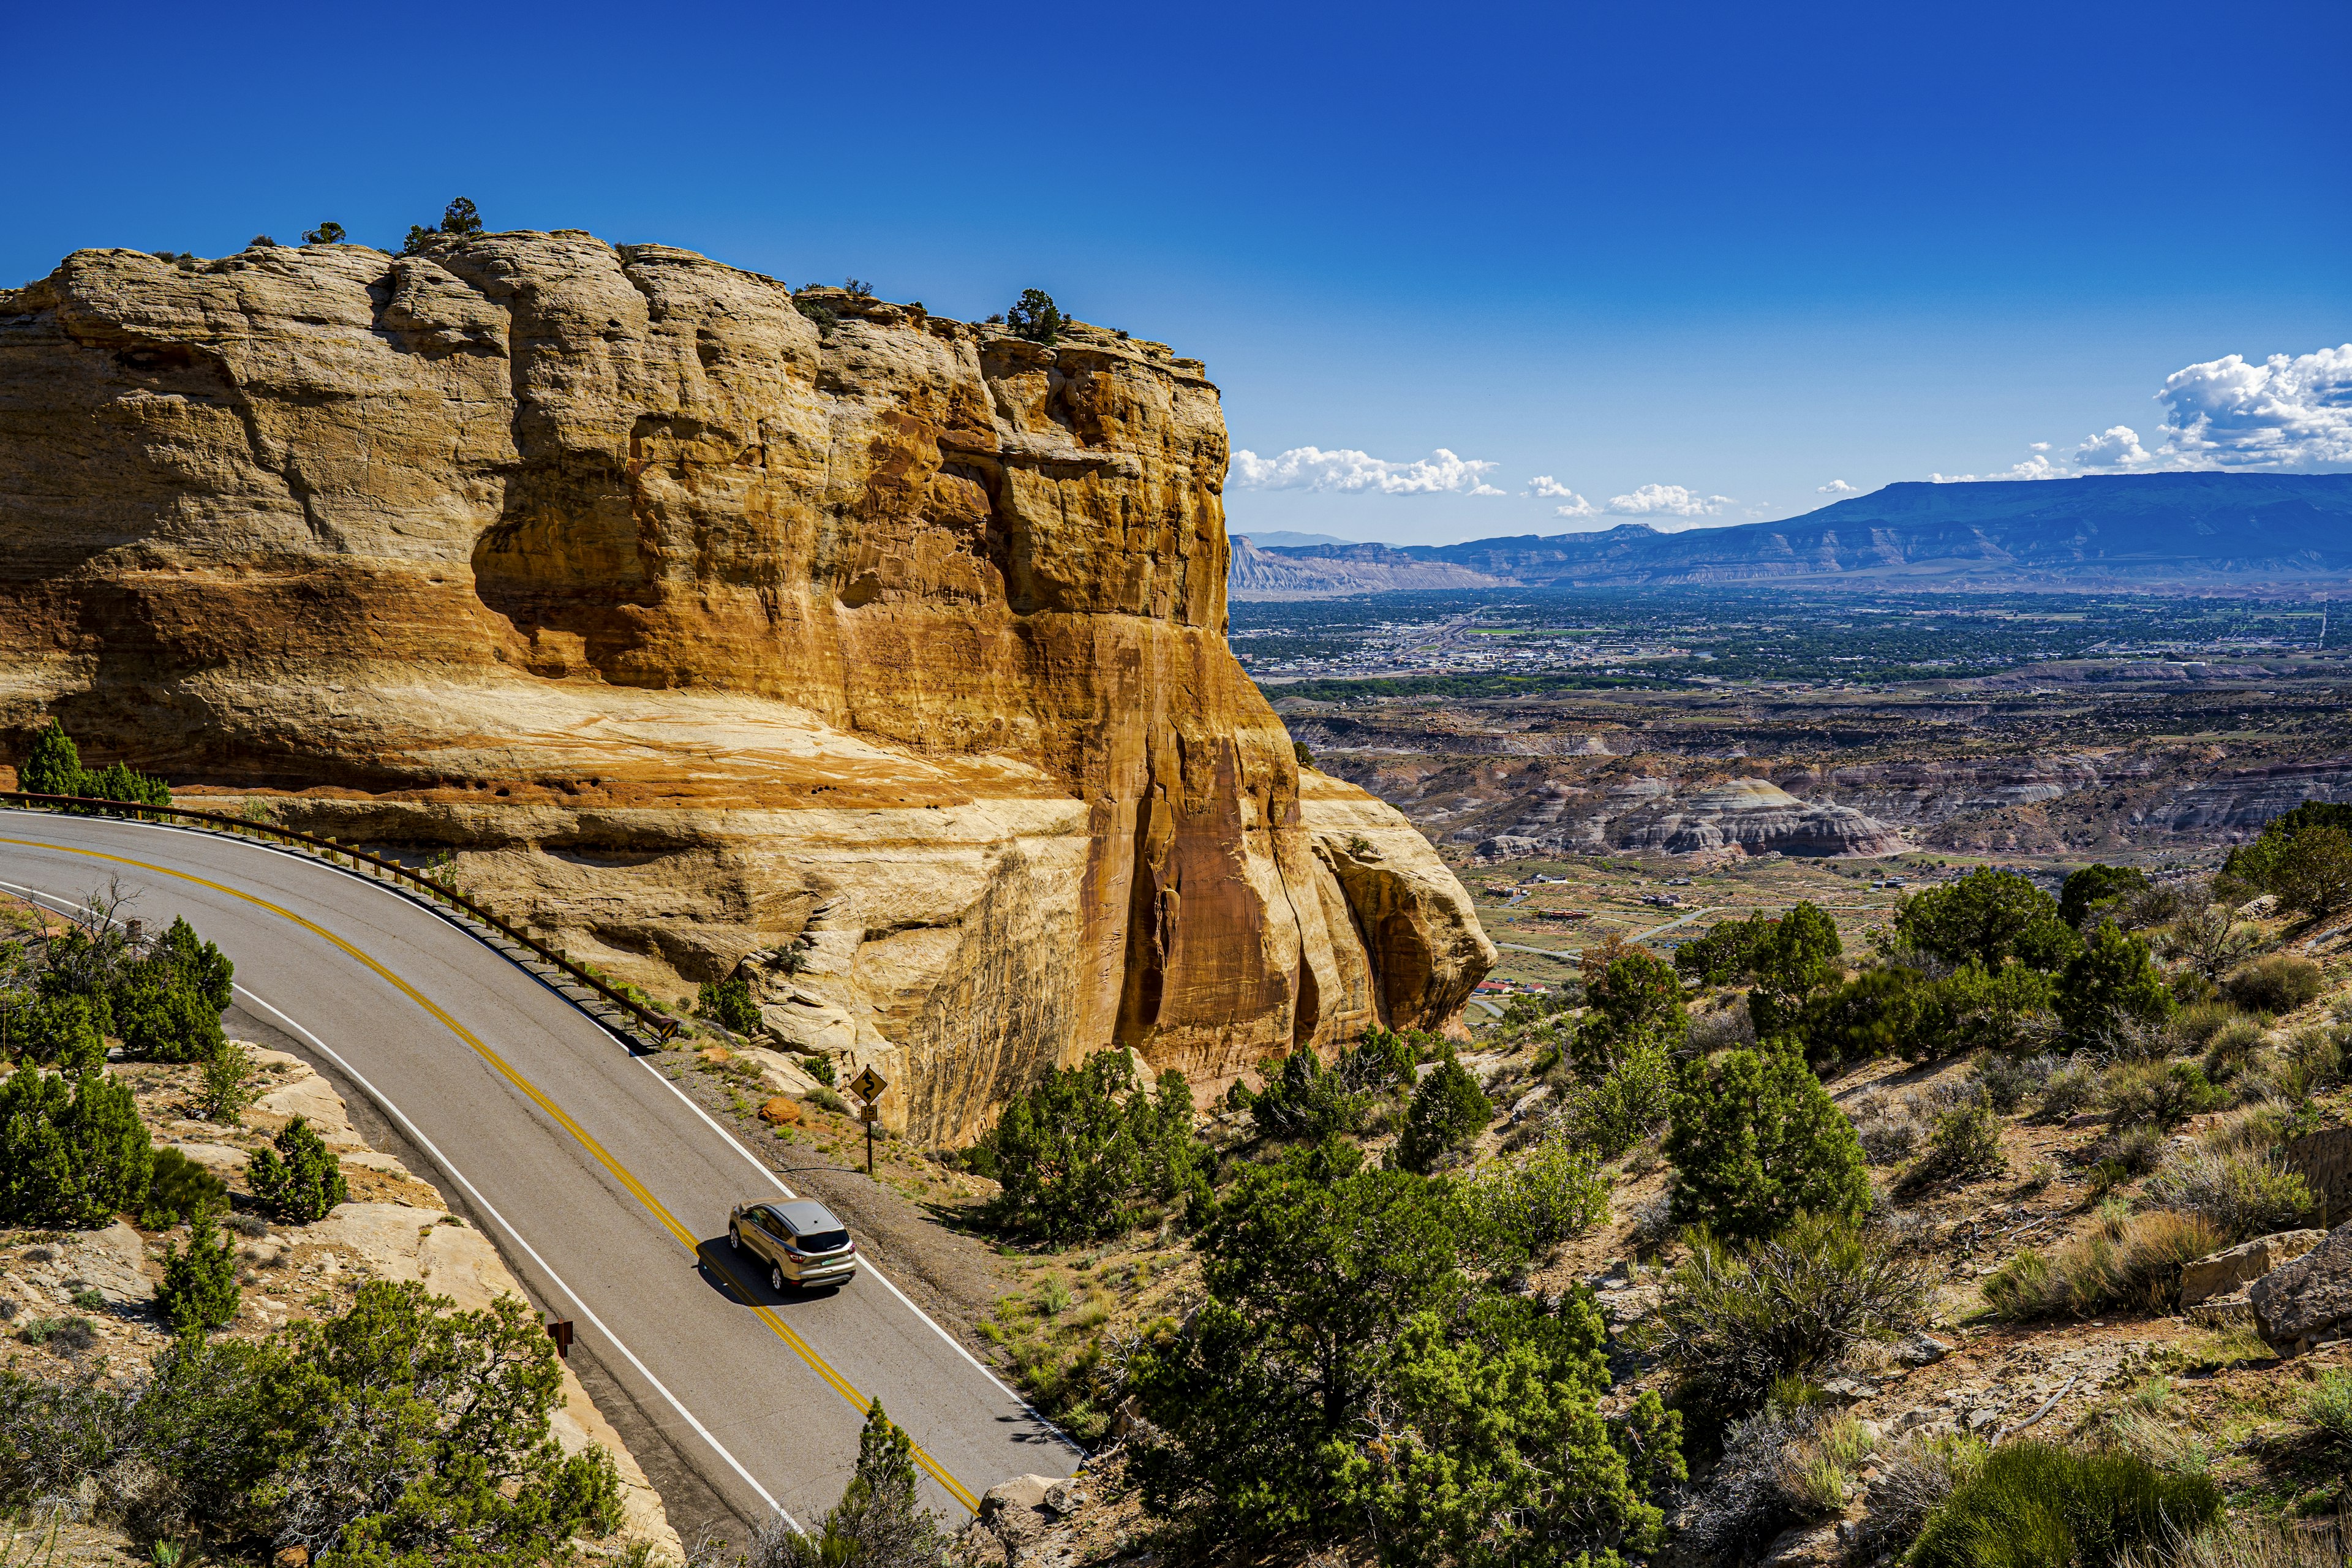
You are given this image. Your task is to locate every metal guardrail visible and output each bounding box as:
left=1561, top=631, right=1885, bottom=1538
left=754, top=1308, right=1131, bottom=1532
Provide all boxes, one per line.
left=0, top=790, right=680, bottom=1048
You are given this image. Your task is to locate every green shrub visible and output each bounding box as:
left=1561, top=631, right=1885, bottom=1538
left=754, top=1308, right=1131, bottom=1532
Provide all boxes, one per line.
left=1460, top=1131, right=1609, bottom=1264
left=1127, top=1139, right=1681, bottom=1559
left=1969, top=1052, right=2052, bottom=1113
left=1909, top=1441, right=2219, bottom=1568
left=973, top=1049, right=1202, bottom=1244
left=156, top=1207, right=241, bottom=1333
left=1395, top=1048, right=1493, bottom=1173
left=1904, top=1101, right=2006, bottom=1189
left=2222, top=954, right=2324, bottom=1016
left=2271, top=825, right=2352, bottom=918
left=2304, top=1369, right=2352, bottom=1460
left=1665, top=1036, right=1869, bottom=1243
left=141, top=1147, right=228, bottom=1227
left=2145, top=1147, right=2314, bottom=1242
left=2199, top=1016, right=2267, bottom=1080
left=1005, top=288, right=1064, bottom=344
left=752, top=1398, right=945, bottom=1568
left=2060, top=922, right=2177, bottom=1044
left=17, top=719, right=81, bottom=797
left=2173, top=1000, right=2241, bottom=1049
left=1647, top=1212, right=1928, bottom=1420
left=303, top=221, right=345, bottom=244
left=2101, top=1059, right=2220, bottom=1129
left=0, top=1064, right=152, bottom=1227
left=111, top=974, right=225, bottom=1063
left=1796, top=965, right=1925, bottom=1065
left=246, top=1116, right=347, bottom=1224
left=1676, top=911, right=1773, bottom=986
left=1896, top=869, right=2081, bottom=973
left=2062, top=864, right=2152, bottom=929
left=1915, top=961, right=2059, bottom=1058
left=13, top=719, right=169, bottom=807
left=1575, top=945, right=1688, bottom=1072
left=1555, top=1038, right=1674, bottom=1157
left=1743, top=902, right=1844, bottom=1038
left=2037, top=1057, right=2101, bottom=1120
left=1982, top=1210, right=2225, bottom=1319
left=3, top=993, right=105, bottom=1070
left=195, top=1038, right=262, bottom=1124
left=697, top=976, right=761, bottom=1035
left=1238, top=1031, right=1415, bottom=1141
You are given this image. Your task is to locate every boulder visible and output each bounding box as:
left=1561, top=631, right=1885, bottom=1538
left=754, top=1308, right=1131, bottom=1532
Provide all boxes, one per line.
left=59, top=1220, right=153, bottom=1305
left=2249, top=1219, right=2352, bottom=1353
left=758, top=1096, right=802, bottom=1126
left=978, top=1474, right=1062, bottom=1563
left=2180, top=1229, right=2327, bottom=1307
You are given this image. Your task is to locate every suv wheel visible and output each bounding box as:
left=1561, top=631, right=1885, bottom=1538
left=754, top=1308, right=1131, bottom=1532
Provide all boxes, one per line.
left=771, top=1262, right=787, bottom=1294
left=728, top=1225, right=742, bottom=1251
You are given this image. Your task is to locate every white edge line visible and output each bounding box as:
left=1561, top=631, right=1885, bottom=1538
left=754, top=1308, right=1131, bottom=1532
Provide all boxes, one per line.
left=633, top=1055, right=1089, bottom=1461
left=5, top=813, right=1082, bottom=1463
left=0, top=867, right=802, bottom=1532
left=233, top=984, right=805, bottom=1532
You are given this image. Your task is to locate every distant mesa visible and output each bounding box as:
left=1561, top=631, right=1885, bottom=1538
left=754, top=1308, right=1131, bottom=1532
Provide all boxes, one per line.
left=1231, top=473, right=2352, bottom=597
left=1231, top=534, right=1512, bottom=598
left=1472, top=776, right=1907, bottom=861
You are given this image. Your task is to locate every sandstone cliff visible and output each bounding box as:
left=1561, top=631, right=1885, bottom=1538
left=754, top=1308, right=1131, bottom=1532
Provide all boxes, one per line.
left=0, top=232, right=1491, bottom=1143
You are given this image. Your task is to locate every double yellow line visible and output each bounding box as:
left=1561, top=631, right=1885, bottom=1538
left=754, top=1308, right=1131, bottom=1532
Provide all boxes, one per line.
left=0, top=834, right=983, bottom=1515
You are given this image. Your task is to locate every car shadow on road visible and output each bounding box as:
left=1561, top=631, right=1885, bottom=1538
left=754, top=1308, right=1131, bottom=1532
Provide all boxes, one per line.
left=693, top=1236, right=845, bottom=1310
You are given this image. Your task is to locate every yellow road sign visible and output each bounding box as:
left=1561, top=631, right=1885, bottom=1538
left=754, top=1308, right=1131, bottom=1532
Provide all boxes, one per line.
left=848, top=1064, right=887, bottom=1102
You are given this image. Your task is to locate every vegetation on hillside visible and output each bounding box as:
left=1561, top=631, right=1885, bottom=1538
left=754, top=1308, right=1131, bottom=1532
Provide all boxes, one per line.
left=951, top=823, right=2352, bottom=1568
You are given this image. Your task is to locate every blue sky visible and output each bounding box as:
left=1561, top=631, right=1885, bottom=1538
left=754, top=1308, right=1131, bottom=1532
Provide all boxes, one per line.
left=6, top=0, right=2346, bottom=546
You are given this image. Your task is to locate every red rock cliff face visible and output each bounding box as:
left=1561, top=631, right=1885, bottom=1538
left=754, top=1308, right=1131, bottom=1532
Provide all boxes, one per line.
left=0, top=232, right=1492, bottom=1143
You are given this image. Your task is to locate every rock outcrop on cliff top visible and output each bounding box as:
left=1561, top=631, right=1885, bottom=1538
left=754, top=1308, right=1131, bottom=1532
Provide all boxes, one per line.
left=0, top=232, right=1492, bottom=1144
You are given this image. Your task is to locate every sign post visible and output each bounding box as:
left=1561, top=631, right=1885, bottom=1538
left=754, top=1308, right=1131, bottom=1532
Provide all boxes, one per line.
left=848, top=1065, right=888, bottom=1176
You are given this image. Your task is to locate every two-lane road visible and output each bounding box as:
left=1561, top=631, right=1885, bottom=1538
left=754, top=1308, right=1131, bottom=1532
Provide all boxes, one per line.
left=0, top=809, right=1077, bottom=1529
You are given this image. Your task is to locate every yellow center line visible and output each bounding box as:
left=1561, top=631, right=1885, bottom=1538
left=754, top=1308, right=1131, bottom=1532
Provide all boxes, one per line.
left=0, top=832, right=984, bottom=1515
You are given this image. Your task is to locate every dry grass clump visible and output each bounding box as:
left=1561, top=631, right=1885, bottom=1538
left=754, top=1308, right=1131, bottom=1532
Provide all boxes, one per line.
left=1849, top=1090, right=1921, bottom=1165
left=1852, top=1430, right=1988, bottom=1560
left=2038, top=1057, right=2103, bottom=1121
left=1981, top=1208, right=2226, bottom=1319
left=1771, top=1410, right=1876, bottom=1516
left=2222, top=955, right=2324, bottom=1016
left=2116, top=1510, right=2351, bottom=1568
left=2144, top=1147, right=2315, bottom=1243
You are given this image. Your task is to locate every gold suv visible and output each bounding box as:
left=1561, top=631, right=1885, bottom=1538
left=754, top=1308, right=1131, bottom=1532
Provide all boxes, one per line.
left=728, top=1198, right=859, bottom=1291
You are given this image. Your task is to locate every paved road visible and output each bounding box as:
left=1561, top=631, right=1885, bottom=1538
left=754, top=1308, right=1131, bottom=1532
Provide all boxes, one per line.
left=0, top=810, right=1076, bottom=1530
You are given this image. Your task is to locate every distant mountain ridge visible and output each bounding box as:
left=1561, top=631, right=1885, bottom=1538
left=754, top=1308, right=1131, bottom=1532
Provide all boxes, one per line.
left=1227, top=473, right=2352, bottom=597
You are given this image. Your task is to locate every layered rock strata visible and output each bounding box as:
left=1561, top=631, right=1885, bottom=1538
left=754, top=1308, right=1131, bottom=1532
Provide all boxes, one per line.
left=0, top=233, right=1491, bottom=1143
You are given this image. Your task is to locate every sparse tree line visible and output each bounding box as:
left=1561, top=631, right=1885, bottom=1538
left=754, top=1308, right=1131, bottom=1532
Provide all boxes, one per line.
left=956, top=801, right=2352, bottom=1568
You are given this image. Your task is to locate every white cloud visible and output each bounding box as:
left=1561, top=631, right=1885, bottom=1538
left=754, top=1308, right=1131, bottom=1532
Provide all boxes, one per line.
left=1229, top=445, right=1501, bottom=495
left=1525, top=476, right=1598, bottom=515
left=1816, top=479, right=1861, bottom=495
left=1606, top=483, right=1733, bottom=518
left=1935, top=341, right=2352, bottom=483
left=1470, top=483, right=1507, bottom=496
left=2158, top=344, right=2352, bottom=468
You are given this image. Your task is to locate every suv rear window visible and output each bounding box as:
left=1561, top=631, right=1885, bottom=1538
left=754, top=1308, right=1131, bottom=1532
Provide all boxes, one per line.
left=794, top=1227, right=851, bottom=1254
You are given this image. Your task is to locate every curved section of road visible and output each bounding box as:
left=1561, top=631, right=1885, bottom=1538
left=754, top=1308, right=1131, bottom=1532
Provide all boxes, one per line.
left=0, top=810, right=1076, bottom=1528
